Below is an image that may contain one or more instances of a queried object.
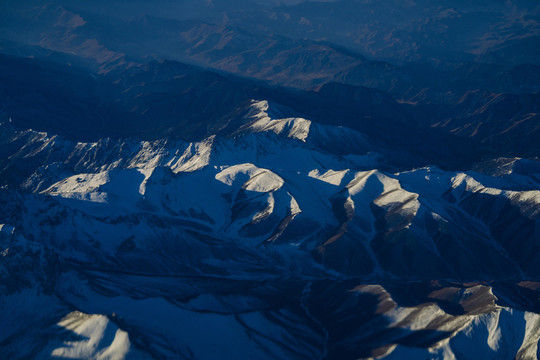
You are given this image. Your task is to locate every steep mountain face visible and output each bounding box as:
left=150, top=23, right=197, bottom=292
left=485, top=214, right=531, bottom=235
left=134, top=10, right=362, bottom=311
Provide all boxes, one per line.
left=1, top=1, right=540, bottom=359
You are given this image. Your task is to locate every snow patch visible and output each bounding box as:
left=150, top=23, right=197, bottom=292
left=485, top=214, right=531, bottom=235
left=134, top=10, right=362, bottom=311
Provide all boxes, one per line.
left=242, top=100, right=311, bottom=142
left=216, top=163, right=284, bottom=193
left=48, top=311, right=132, bottom=360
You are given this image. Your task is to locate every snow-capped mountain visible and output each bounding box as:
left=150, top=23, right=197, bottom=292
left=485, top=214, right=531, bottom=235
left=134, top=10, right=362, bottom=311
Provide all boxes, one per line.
left=1, top=99, right=540, bottom=359
left=1, top=1, right=540, bottom=358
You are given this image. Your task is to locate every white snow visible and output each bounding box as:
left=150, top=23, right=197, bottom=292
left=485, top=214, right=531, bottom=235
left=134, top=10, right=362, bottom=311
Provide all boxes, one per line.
left=308, top=168, right=350, bottom=186
left=49, top=311, right=132, bottom=360
left=241, top=100, right=312, bottom=142
left=215, top=163, right=284, bottom=193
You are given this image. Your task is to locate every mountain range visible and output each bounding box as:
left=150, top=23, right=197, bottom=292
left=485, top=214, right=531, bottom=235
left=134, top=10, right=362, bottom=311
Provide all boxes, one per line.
left=1, top=1, right=540, bottom=359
